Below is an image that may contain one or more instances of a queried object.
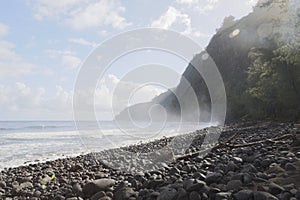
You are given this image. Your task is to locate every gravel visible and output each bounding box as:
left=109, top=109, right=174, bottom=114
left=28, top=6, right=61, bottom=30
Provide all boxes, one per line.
left=0, top=121, right=299, bottom=200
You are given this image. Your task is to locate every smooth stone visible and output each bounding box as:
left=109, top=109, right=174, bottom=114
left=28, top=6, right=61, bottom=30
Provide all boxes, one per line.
left=215, top=192, right=231, bottom=200
left=283, top=183, right=294, bottom=190
left=158, top=187, right=177, bottom=200
left=34, top=190, right=42, bottom=197
left=241, top=164, right=257, bottom=173
left=72, top=183, right=82, bottom=195
left=267, top=164, right=285, bottom=174
left=231, top=173, right=243, bottom=182
left=98, top=197, right=112, bottom=200
left=253, top=191, right=278, bottom=200
left=234, top=189, right=253, bottom=200
left=296, top=190, right=300, bottom=199
left=0, top=181, right=6, bottom=188
left=290, top=188, right=297, bottom=195
left=261, top=159, right=272, bottom=168
left=53, top=195, right=65, bottom=200
left=114, top=183, right=137, bottom=200
left=284, top=163, right=296, bottom=171
left=106, top=191, right=113, bottom=198
left=268, top=182, right=284, bottom=195
left=227, top=180, right=242, bottom=191
left=176, top=188, right=188, bottom=200
left=83, top=179, right=115, bottom=197
left=210, top=187, right=221, bottom=193
left=91, top=191, right=106, bottom=200
left=232, top=157, right=243, bottom=163
left=146, top=179, right=164, bottom=189
left=277, top=192, right=292, bottom=200
left=243, top=173, right=253, bottom=184
left=150, top=191, right=160, bottom=198
left=256, top=172, right=268, bottom=180
left=187, top=181, right=206, bottom=192
left=169, top=167, right=180, bottom=175
left=189, top=191, right=201, bottom=200
left=183, top=179, right=194, bottom=190
left=192, top=172, right=206, bottom=181
left=69, top=164, right=83, bottom=172
left=19, top=181, right=33, bottom=189
left=295, top=190, right=300, bottom=199
left=12, top=181, right=19, bottom=188
left=205, top=172, right=222, bottom=184
left=226, top=161, right=237, bottom=172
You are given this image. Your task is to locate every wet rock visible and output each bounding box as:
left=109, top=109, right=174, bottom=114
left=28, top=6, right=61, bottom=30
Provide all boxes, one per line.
left=91, top=191, right=106, bottom=200
left=227, top=180, right=242, bottom=191
left=176, top=188, right=188, bottom=200
left=234, top=189, right=253, bottom=200
left=241, top=164, right=257, bottom=173
left=189, top=191, right=201, bottom=200
left=169, top=167, right=180, bottom=175
left=261, top=159, right=272, bottom=168
left=226, top=161, right=237, bottom=172
left=268, top=182, right=284, bottom=195
left=69, top=164, right=83, bottom=172
left=98, top=197, right=112, bottom=200
left=83, top=179, right=115, bottom=197
left=72, top=183, right=83, bottom=195
left=205, top=172, right=222, bottom=184
left=20, top=181, right=33, bottom=189
left=215, top=192, right=231, bottom=200
left=284, top=163, right=296, bottom=171
left=114, top=182, right=137, bottom=200
left=54, top=194, right=65, bottom=200
left=253, top=191, right=278, bottom=200
left=0, top=181, right=6, bottom=188
left=158, top=187, right=177, bottom=200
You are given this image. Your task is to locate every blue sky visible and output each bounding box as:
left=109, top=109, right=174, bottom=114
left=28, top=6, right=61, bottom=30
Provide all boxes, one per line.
left=0, top=0, right=257, bottom=120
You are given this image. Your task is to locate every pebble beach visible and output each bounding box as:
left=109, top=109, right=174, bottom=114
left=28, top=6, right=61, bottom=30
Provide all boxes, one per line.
left=1, top=121, right=300, bottom=200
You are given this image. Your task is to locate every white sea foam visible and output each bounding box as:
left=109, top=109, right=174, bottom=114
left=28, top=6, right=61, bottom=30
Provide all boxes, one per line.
left=0, top=121, right=210, bottom=170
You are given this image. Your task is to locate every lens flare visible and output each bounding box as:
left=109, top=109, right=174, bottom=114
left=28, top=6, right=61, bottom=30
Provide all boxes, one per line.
left=229, top=29, right=240, bottom=38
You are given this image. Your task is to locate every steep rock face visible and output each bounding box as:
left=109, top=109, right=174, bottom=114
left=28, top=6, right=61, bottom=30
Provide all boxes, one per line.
left=115, top=5, right=281, bottom=122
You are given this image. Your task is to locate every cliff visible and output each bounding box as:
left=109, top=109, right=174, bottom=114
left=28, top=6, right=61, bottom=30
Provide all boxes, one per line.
left=116, top=0, right=300, bottom=122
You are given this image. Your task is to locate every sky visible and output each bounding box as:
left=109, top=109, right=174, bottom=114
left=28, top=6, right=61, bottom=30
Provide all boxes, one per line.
left=0, top=0, right=258, bottom=121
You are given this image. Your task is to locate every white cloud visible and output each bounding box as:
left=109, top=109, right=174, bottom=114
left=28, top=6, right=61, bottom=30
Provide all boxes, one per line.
left=31, top=0, right=81, bottom=21
left=0, top=83, right=73, bottom=120
left=95, top=74, right=165, bottom=117
left=0, top=83, right=45, bottom=112
left=151, top=6, right=192, bottom=35
left=46, top=49, right=81, bottom=70
left=30, top=0, right=131, bottom=30
left=65, top=0, right=131, bottom=30
left=176, top=0, right=200, bottom=4
left=151, top=6, right=209, bottom=38
left=176, top=0, right=220, bottom=13
left=0, top=74, right=165, bottom=120
left=0, top=23, right=9, bottom=36
left=176, top=0, right=219, bottom=5
left=0, top=40, right=34, bottom=78
left=68, top=38, right=98, bottom=48
left=246, top=0, right=258, bottom=6
left=98, top=30, right=108, bottom=37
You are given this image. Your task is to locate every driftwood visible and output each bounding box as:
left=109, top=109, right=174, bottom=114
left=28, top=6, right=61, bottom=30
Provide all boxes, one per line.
left=174, top=133, right=294, bottom=162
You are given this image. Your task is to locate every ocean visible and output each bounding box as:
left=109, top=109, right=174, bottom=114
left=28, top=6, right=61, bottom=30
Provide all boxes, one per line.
left=0, top=121, right=210, bottom=170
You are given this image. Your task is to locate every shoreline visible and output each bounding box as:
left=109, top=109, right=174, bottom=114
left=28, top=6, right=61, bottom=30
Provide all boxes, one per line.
left=0, top=121, right=299, bottom=199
